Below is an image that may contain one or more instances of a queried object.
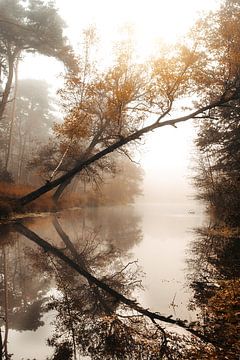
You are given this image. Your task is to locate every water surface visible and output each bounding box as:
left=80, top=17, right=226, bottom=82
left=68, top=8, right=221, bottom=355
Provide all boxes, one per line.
left=1, top=202, right=204, bottom=359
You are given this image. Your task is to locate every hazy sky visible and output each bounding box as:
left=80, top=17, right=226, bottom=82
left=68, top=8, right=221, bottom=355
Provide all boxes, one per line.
left=19, top=0, right=220, bottom=203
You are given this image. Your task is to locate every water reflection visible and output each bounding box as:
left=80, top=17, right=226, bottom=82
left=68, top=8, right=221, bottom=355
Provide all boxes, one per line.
left=187, top=224, right=240, bottom=359
left=0, top=232, right=49, bottom=327
left=0, top=207, right=147, bottom=359
left=0, top=205, right=238, bottom=359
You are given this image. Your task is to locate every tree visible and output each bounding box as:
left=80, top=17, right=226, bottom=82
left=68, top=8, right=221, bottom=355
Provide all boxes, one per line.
left=190, top=0, right=240, bottom=224
left=0, top=0, right=76, bottom=171
left=10, top=79, right=55, bottom=183
left=189, top=4, right=240, bottom=357
left=194, top=104, right=240, bottom=224
left=8, top=0, right=240, bottom=209
left=187, top=224, right=240, bottom=359
left=50, top=30, right=148, bottom=201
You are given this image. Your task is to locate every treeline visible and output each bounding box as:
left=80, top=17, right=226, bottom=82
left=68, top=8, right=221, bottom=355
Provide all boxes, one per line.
left=195, top=103, right=240, bottom=225
left=190, top=100, right=240, bottom=358
left=0, top=0, right=143, bottom=209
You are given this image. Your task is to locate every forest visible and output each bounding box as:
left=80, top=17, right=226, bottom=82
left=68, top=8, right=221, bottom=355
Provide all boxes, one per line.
left=0, top=0, right=239, bottom=359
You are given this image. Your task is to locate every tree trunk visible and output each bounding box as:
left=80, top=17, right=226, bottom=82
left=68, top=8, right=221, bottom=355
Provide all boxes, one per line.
left=0, top=50, right=17, bottom=123
left=5, top=55, right=19, bottom=171
left=52, top=177, right=73, bottom=203
left=52, top=216, right=85, bottom=264
left=17, top=133, right=27, bottom=183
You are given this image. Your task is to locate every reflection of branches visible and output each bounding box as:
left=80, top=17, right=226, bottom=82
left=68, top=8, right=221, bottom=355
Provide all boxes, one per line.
left=52, top=216, right=116, bottom=316
left=187, top=223, right=240, bottom=358
left=46, top=253, right=78, bottom=360
left=151, top=318, right=168, bottom=359
left=169, top=293, right=178, bottom=317
left=107, top=260, right=138, bottom=280
left=13, top=222, right=217, bottom=346
left=2, top=248, right=8, bottom=360
left=53, top=216, right=85, bottom=264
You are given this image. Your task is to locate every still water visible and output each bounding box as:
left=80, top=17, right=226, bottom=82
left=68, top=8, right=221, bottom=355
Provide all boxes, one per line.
left=2, top=201, right=204, bottom=359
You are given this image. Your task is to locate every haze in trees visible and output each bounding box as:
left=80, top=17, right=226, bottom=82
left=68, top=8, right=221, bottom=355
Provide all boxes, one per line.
left=6, top=0, right=239, bottom=208
left=0, top=0, right=76, bottom=177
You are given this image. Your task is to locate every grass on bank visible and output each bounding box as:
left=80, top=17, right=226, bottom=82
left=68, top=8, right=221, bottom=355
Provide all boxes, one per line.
left=0, top=181, right=81, bottom=219
left=0, top=180, right=131, bottom=220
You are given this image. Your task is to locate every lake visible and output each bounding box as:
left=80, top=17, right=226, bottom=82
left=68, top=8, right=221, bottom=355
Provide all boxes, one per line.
left=1, top=201, right=205, bottom=359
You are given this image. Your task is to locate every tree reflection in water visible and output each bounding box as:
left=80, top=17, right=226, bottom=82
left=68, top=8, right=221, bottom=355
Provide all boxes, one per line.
left=0, top=227, right=50, bottom=359
left=0, top=208, right=238, bottom=359
left=187, top=225, right=240, bottom=359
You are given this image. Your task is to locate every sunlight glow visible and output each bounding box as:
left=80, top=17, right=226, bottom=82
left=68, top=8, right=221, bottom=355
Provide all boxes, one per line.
left=58, top=0, right=220, bottom=58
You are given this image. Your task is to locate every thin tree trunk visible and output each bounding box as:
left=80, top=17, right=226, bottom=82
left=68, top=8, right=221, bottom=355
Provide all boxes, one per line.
left=52, top=177, right=73, bottom=203
left=49, top=145, right=70, bottom=182
left=52, top=133, right=102, bottom=203
left=0, top=49, right=18, bottom=123
left=52, top=38, right=92, bottom=202
left=17, top=133, right=27, bottom=183
left=5, top=56, right=19, bottom=171
left=53, top=216, right=85, bottom=264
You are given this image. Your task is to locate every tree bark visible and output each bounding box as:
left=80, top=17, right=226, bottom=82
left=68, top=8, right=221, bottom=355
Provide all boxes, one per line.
left=17, top=133, right=27, bottom=183
left=52, top=177, right=73, bottom=203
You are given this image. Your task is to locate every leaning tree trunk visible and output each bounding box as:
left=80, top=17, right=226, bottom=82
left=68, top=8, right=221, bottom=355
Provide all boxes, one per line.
left=16, top=97, right=230, bottom=208
left=52, top=176, right=73, bottom=203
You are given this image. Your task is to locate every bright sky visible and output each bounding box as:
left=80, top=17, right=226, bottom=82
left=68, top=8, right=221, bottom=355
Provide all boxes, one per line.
left=57, top=0, right=219, bottom=46
left=19, top=0, right=220, bottom=203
